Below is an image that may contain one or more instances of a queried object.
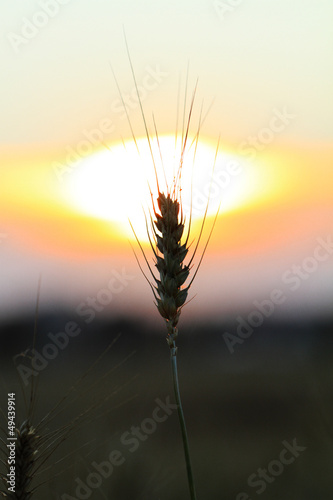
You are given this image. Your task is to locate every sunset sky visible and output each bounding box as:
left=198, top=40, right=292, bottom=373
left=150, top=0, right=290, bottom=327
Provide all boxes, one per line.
left=1, top=0, right=332, bottom=322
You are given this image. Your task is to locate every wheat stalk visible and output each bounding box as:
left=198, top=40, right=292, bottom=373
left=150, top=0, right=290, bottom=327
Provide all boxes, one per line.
left=147, top=189, right=197, bottom=499
left=1, top=279, right=132, bottom=499
left=120, top=36, right=220, bottom=500
left=131, top=174, right=199, bottom=500
left=1, top=283, right=41, bottom=500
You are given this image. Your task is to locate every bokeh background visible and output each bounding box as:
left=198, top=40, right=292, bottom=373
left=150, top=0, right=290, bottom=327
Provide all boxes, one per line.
left=1, top=1, right=333, bottom=498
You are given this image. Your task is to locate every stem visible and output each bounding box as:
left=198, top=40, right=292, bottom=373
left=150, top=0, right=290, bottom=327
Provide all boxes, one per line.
left=170, top=345, right=197, bottom=500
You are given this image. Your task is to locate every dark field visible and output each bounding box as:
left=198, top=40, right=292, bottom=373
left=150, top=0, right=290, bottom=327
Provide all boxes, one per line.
left=1, top=314, right=332, bottom=499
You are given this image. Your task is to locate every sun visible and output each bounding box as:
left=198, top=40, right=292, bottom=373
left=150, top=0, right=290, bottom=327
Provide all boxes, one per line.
left=65, top=135, right=265, bottom=242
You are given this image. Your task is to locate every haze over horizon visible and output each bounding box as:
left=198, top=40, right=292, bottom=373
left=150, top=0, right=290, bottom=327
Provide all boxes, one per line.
left=1, top=0, right=332, bottom=322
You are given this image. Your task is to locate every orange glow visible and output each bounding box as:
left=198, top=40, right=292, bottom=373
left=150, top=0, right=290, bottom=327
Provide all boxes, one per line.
left=63, top=136, right=279, bottom=242
left=1, top=143, right=332, bottom=260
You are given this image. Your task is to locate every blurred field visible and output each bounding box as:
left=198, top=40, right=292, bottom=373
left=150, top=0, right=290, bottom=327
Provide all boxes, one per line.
left=1, top=314, right=333, bottom=499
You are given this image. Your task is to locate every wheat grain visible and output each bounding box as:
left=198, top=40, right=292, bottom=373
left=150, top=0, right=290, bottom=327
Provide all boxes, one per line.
left=10, top=421, right=37, bottom=500
left=152, top=191, right=189, bottom=346
left=114, top=34, right=221, bottom=500
left=0, top=279, right=131, bottom=499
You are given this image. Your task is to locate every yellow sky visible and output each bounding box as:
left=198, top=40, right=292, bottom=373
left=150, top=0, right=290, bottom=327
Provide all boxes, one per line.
left=1, top=1, right=332, bottom=319
left=1, top=140, right=331, bottom=255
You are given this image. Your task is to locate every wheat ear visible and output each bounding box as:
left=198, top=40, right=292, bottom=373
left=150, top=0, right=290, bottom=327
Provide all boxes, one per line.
left=1, top=420, right=38, bottom=500
left=118, top=34, right=221, bottom=499
left=3, top=283, right=40, bottom=500
left=11, top=421, right=37, bottom=500
left=153, top=192, right=189, bottom=345
left=125, top=86, right=199, bottom=500
left=152, top=191, right=197, bottom=500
